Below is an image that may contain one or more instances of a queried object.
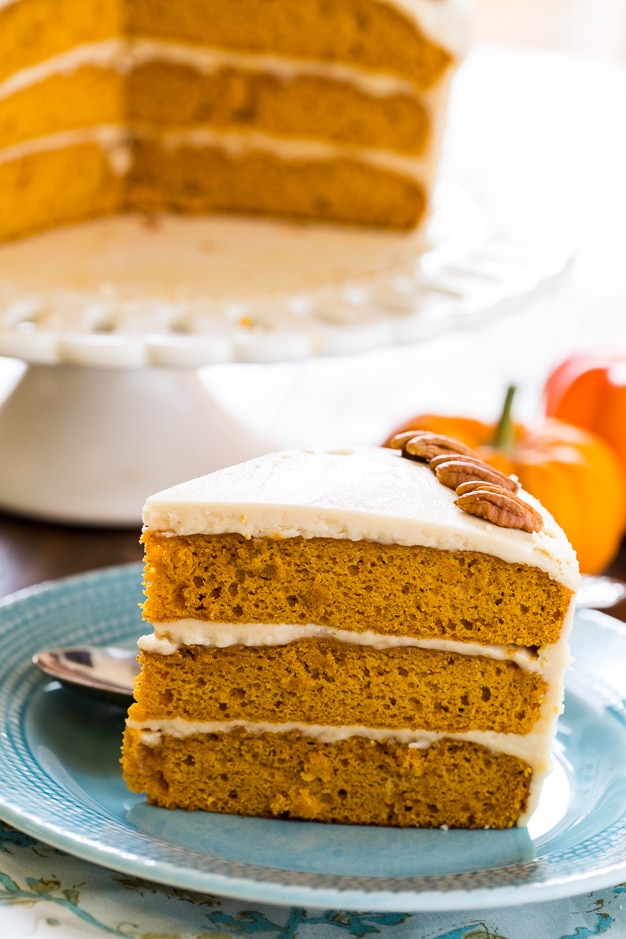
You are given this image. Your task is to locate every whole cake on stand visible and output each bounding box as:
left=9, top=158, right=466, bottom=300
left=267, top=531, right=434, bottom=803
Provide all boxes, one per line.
left=0, top=0, right=472, bottom=524
left=0, top=1, right=570, bottom=526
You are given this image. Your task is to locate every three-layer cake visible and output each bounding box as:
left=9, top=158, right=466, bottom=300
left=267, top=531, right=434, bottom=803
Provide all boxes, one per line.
left=122, top=444, right=579, bottom=828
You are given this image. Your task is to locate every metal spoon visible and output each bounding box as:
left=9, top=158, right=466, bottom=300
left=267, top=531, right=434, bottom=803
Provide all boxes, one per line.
left=32, top=575, right=626, bottom=704
left=33, top=645, right=139, bottom=706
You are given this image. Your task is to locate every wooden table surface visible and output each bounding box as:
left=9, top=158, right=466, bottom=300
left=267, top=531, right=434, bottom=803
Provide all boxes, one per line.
left=0, top=511, right=142, bottom=600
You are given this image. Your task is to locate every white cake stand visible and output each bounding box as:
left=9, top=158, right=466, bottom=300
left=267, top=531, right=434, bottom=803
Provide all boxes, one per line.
left=0, top=178, right=573, bottom=526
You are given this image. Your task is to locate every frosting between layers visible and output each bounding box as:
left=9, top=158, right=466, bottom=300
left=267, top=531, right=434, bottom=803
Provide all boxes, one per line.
left=0, top=125, right=433, bottom=184
left=0, top=126, right=134, bottom=173
left=0, top=39, right=422, bottom=101
left=143, top=448, right=581, bottom=590
left=140, top=620, right=547, bottom=671
left=128, top=718, right=551, bottom=763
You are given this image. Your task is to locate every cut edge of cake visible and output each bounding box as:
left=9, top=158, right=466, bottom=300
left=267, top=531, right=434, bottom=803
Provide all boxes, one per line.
left=0, top=0, right=469, bottom=241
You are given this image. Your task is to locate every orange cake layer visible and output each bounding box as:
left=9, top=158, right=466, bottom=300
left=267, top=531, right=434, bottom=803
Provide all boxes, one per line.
left=130, top=639, right=546, bottom=734
left=122, top=729, right=533, bottom=829
left=0, top=142, right=123, bottom=243
left=0, top=0, right=454, bottom=87
left=0, top=63, right=430, bottom=153
left=126, top=138, right=426, bottom=228
left=141, top=532, right=572, bottom=647
left=0, top=137, right=425, bottom=242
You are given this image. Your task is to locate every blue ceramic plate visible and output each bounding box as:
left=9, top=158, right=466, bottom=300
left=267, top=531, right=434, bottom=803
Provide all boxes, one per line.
left=0, top=563, right=625, bottom=912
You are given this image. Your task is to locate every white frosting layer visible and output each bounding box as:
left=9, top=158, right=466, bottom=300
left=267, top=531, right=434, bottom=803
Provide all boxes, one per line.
left=140, top=620, right=544, bottom=669
left=164, top=126, right=435, bottom=176
left=143, top=447, right=580, bottom=590
left=0, top=126, right=133, bottom=172
left=0, top=124, right=435, bottom=184
left=128, top=718, right=551, bottom=763
left=0, top=39, right=420, bottom=101
left=388, top=0, right=470, bottom=55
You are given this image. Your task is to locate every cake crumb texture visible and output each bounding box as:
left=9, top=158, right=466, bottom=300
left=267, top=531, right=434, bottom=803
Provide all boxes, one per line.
left=142, top=532, right=573, bottom=647
left=0, top=0, right=453, bottom=87
left=0, top=64, right=431, bottom=154
left=121, top=728, right=532, bottom=829
left=126, top=141, right=425, bottom=229
left=130, top=640, right=546, bottom=735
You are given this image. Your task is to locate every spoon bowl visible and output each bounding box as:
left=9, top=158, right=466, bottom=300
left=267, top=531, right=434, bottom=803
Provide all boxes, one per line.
left=33, top=645, right=139, bottom=706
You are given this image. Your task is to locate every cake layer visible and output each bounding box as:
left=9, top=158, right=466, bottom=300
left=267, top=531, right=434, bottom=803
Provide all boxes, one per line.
left=0, top=139, right=123, bottom=243
left=0, top=0, right=121, bottom=83
left=0, top=42, right=435, bottom=153
left=121, top=727, right=533, bottom=828
left=127, top=135, right=425, bottom=228
left=0, top=0, right=457, bottom=88
left=129, top=639, right=546, bottom=734
left=141, top=531, right=573, bottom=647
left=0, top=132, right=427, bottom=242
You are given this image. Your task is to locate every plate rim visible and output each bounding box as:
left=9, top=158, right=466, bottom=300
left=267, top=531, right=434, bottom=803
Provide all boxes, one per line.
left=0, top=563, right=625, bottom=912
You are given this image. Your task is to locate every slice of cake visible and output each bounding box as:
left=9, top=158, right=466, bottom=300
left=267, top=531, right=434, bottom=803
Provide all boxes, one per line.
left=121, top=439, right=579, bottom=829
left=0, top=0, right=466, bottom=242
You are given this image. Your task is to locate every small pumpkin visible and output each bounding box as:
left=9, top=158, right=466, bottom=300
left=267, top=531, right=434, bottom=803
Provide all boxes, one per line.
left=384, top=386, right=626, bottom=575
left=545, top=352, right=626, bottom=491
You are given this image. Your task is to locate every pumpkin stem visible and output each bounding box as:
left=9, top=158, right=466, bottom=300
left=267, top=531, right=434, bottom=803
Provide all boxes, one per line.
left=492, top=384, right=517, bottom=453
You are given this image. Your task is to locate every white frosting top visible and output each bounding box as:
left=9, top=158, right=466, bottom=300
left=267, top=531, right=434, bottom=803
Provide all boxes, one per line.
left=387, top=0, right=470, bottom=55
left=143, top=447, right=580, bottom=590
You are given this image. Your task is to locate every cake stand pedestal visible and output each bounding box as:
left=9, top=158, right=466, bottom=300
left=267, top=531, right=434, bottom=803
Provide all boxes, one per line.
left=0, top=364, right=276, bottom=525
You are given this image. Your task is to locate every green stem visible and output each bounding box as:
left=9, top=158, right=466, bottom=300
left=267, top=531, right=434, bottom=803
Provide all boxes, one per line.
left=492, top=384, right=517, bottom=453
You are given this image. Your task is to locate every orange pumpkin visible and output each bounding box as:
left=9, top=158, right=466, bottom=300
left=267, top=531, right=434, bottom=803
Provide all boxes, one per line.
left=545, top=352, right=626, bottom=491
left=384, top=387, right=626, bottom=575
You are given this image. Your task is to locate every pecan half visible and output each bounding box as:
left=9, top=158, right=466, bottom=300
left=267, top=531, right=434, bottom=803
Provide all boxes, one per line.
left=402, top=432, right=481, bottom=462
left=387, top=431, right=422, bottom=451
left=455, top=483, right=543, bottom=533
left=432, top=456, right=519, bottom=493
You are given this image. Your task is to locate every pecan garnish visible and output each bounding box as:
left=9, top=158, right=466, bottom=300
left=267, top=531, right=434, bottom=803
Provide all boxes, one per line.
left=455, top=483, right=543, bottom=533
left=456, top=480, right=512, bottom=496
left=387, top=429, right=542, bottom=532
left=432, top=455, right=519, bottom=493
left=387, top=430, right=423, bottom=451
left=401, top=432, right=481, bottom=462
